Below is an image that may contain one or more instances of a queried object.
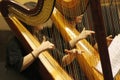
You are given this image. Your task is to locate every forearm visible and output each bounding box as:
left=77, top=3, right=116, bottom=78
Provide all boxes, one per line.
left=20, top=41, right=55, bottom=71
left=20, top=52, right=36, bottom=71
left=20, top=46, right=48, bottom=71
left=69, top=39, right=78, bottom=48
left=20, top=50, right=41, bottom=72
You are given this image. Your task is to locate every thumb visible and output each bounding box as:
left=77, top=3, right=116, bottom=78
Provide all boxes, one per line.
left=81, top=27, right=85, bottom=33
left=77, top=50, right=84, bottom=54
left=42, top=36, right=46, bottom=42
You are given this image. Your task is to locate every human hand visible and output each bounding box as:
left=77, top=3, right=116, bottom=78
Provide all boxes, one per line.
left=40, top=36, right=55, bottom=50
left=75, top=14, right=84, bottom=23
left=69, top=28, right=95, bottom=47
left=94, top=35, right=113, bottom=50
left=106, top=35, right=113, bottom=46
left=79, top=27, right=95, bottom=39
left=64, top=49, right=84, bottom=55
left=32, top=36, right=55, bottom=57
left=62, top=49, right=84, bottom=66
left=40, top=40, right=55, bottom=51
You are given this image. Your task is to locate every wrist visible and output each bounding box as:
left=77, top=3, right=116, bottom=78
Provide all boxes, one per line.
left=31, top=50, right=40, bottom=58
left=69, top=39, right=77, bottom=48
left=31, top=52, right=36, bottom=59
left=78, top=35, right=84, bottom=41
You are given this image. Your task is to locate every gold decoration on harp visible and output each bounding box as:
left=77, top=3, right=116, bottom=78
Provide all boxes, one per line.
left=8, top=0, right=55, bottom=26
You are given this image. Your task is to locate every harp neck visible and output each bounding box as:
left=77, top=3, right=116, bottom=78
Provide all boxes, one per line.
left=0, top=0, right=55, bottom=26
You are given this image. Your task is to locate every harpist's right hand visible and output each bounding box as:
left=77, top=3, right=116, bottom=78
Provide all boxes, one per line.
left=40, top=36, right=55, bottom=50
left=40, top=40, right=55, bottom=51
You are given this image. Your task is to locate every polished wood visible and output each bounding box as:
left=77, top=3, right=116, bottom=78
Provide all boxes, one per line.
left=89, top=0, right=113, bottom=80
left=51, top=8, right=103, bottom=80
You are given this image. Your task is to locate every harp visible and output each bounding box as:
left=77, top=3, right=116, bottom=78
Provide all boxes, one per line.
left=0, top=0, right=72, bottom=80
left=51, top=0, right=120, bottom=80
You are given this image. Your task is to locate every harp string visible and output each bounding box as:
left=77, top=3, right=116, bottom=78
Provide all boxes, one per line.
left=101, top=0, right=119, bottom=38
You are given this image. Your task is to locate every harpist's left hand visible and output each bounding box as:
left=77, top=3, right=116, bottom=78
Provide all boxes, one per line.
left=79, top=27, right=95, bottom=40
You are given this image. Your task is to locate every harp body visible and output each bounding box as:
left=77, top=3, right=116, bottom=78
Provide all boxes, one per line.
left=52, top=0, right=120, bottom=80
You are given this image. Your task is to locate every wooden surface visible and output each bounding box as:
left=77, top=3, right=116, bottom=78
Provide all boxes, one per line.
left=0, top=13, right=10, bottom=30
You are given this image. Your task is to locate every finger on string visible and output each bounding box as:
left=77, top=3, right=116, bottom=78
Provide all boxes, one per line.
left=76, top=14, right=84, bottom=20
left=91, top=31, right=95, bottom=34
left=89, top=31, right=95, bottom=35
left=64, top=49, right=68, bottom=52
left=83, top=27, right=85, bottom=31
left=80, top=14, right=84, bottom=17
left=65, top=49, right=70, bottom=54
left=107, top=35, right=113, bottom=40
left=108, top=35, right=112, bottom=38
left=81, top=27, right=85, bottom=33
left=42, top=36, right=46, bottom=42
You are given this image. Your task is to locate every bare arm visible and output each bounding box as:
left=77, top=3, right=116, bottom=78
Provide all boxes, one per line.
left=20, top=40, right=55, bottom=71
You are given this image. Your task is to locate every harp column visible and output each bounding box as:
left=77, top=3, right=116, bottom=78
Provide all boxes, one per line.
left=89, top=0, right=113, bottom=80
